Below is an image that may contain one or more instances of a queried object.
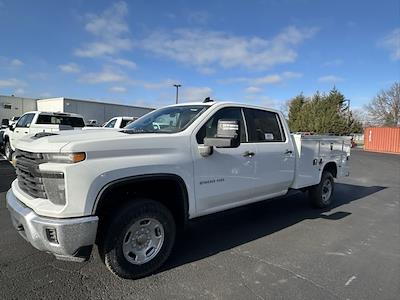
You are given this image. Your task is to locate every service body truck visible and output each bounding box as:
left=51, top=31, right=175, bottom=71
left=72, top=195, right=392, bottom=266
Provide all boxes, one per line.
left=6, top=101, right=350, bottom=279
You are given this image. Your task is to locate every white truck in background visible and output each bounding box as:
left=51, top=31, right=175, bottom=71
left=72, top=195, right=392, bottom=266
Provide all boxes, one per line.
left=3, top=111, right=85, bottom=160
left=6, top=100, right=350, bottom=279
left=102, top=116, right=137, bottom=129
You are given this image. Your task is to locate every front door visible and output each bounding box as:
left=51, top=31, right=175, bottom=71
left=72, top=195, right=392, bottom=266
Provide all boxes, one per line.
left=192, top=107, right=258, bottom=213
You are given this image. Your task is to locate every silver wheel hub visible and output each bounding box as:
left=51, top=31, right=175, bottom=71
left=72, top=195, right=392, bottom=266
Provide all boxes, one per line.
left=122, top=218, right=164, bottom=265
left=322, top=179, right=332, bottom=203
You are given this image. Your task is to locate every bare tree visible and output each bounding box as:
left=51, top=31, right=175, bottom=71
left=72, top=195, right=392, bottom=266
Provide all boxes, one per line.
left=366, top=82, right=400, bottom=126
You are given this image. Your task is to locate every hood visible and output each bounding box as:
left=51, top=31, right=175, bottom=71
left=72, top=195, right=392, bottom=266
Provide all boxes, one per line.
left=14, top=129, right=179, bottom=153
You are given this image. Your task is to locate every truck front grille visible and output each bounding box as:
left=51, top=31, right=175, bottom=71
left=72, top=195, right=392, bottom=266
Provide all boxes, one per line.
left=15, top=150, right=47, bottom=199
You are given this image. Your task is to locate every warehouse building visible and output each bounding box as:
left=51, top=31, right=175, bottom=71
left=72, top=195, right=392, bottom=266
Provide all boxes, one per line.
left=0, top=95, right=154, bottom=125
left=0, top=95, right=37, bottom=121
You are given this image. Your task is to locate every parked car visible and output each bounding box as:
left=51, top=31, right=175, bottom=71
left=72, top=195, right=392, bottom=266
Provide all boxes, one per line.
left=0, top=119, right=9, bottom=150
left=2, top=111, right=85, bottom=160
left=102, top=116, right=138, bottom=129
left=6, top=100, right=351, bottom=279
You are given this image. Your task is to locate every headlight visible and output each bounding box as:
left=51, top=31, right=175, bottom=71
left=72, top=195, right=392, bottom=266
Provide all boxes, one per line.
left=42, top=172, right=66, bottom=205
left=42, top=152, right=86, bottom=164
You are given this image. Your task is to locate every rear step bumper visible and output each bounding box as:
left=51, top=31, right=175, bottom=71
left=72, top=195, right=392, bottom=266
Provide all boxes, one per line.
left=6, top=188, right=98, bottom=262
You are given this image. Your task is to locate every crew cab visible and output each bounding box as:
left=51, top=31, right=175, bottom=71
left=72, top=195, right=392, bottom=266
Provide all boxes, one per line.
left=3, top=111, right=85, bottom=160
left=6, top=101, right=350, bottom=279
left=103, top=116, right=137, bottom=129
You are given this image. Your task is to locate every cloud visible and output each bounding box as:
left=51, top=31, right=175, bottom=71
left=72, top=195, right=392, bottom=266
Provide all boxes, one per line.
left=322, top=59, right=343, bottom=67
left=75, top=2, right=133, bottom=57
left=10, top=59, right=23, bottom=67
left=59, top=62, right=81, bottom=73
left=379, top=28, right=400, bottom=61
left=0, top=57, right=24, bottom=68
left=187, top=11, right=210, bottom=25
left=180, top=87, right=213, bottom=102
left=140, top=79, right=177, bottom=89
left=0, top=78, right=25, bottom=88
left=109, top=86, right=127, bottom=93
left=140, top=26, right=318, bottom=72
left=111, top=58, right=137, bottom=69
left=14, top=88, right=25, bottom=95
left=80, top=68, right=127, bottom=84
left=219, top=71, right=303, bottom=86
left=245, top=86, right=263, bottom=94
left=318, top=75, right=344, bottom=83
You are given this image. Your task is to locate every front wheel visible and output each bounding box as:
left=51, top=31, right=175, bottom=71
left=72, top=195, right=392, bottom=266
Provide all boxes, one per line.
left=99, top=199, right=176, bottom=279
left=4, top=141, right=13, bottom=161
left=309, top=171, right=334, bottom=208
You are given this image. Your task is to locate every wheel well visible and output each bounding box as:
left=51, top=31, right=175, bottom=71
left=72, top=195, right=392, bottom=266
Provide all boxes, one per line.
left=323, top=162, right=337, bottom=178
left=94, top=174, right=189, bottom=234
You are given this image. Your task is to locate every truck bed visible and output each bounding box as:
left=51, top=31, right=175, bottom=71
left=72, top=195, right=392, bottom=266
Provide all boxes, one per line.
left=290, top=134, right=351, bottom=189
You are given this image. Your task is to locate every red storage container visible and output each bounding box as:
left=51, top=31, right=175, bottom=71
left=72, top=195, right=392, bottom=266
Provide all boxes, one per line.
left=364, top=127, right=400, bottom=154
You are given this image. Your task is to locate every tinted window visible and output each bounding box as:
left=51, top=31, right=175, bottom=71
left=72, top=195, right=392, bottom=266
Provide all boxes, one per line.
left=16, top=113, right=35, bottom=128
left=120, top=119, right=132, bottom=128
left=36, top=115, right=85, bottom=127
left=196, top=107, right=247, bottom=144
left=244, top=108, right=285, bottom=142
left=104, top=119, right=117, bottom=128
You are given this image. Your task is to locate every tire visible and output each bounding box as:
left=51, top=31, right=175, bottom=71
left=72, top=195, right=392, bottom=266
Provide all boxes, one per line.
left=99, top=199, right=176, bottom=279
left=309, top=171, right=334, bottom=208
left=4, top=141, right=13, bottom=161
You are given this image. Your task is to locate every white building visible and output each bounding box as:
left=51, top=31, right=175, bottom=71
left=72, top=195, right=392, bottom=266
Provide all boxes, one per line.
left=0, top=95, right=154, bottom=125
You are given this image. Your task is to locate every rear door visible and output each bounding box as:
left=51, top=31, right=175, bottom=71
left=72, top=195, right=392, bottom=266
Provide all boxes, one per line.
left=244, top=108, right=295, bottom=196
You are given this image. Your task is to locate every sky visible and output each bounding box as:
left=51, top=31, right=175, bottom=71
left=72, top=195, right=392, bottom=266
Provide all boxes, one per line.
left=0, top=0, right=399, bottom=110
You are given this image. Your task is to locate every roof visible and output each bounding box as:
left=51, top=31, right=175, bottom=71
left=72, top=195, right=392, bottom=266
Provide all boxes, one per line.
left=37, top=97, right=155, bottom=111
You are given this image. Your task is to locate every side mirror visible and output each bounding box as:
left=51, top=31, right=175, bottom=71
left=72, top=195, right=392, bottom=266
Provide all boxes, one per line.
left=8, top=124, right=15, bottom=131
left=204, top=119, right=241, bottom=148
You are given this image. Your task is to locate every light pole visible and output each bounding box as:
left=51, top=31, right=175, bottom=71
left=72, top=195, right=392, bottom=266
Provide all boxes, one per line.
left=173, top=84, right=181, bottom=104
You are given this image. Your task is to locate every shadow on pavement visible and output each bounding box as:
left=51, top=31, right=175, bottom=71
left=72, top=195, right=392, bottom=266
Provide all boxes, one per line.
left=162, top=183, right=386, bottom=273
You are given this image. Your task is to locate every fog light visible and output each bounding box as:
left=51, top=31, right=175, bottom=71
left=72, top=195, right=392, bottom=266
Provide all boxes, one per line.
left=46, top=228, right=58, bottom=244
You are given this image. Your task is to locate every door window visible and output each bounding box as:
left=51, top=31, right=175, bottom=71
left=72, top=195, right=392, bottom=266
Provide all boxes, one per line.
left=104, top=119, right=117, bottom=128
left=16, top=113, right=35, bottom=128
left=244, top=108, right=285, bottom=142
left=196, top=107, right=247, bottom=144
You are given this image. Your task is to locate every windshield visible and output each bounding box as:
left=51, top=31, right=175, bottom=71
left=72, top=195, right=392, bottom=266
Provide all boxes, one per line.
left=124, top=105, right=209, bottom=133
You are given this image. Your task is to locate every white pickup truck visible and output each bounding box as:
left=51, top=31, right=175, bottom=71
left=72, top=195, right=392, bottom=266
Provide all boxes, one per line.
left=3, top=111, right=85, bottom=160
left=103, top=116, right=137, bottom=129
left=6, top=101, right=350, bottom=279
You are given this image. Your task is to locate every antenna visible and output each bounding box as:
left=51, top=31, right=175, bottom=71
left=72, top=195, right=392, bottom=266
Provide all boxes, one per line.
left=203, top=97, right=214, bottom=103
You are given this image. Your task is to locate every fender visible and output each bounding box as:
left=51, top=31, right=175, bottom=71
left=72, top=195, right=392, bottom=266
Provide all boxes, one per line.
left=318, top=160, right=338, bottom=182
left=90, top=173, right=190, bottom=223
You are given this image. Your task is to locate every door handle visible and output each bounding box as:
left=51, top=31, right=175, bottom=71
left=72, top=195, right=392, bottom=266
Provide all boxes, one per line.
left=284, top=149, right=293, bottom=155
left=242, top=151, right=255, bottom=157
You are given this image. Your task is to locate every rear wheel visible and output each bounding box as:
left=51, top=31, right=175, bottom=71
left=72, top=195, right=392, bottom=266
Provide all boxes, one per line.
left=99, top=199, right=176, bottom=279
left=4, top=141, right=13, bottom=161
left=309, top=171, right=334, bottom=208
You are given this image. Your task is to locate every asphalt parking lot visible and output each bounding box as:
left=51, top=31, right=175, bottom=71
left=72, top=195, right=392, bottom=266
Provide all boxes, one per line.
left=0, top=149, right=399, bottom=299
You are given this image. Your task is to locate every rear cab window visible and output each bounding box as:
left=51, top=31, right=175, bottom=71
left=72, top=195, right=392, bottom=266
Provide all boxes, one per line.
left=36, top=114, right=85, bottom=127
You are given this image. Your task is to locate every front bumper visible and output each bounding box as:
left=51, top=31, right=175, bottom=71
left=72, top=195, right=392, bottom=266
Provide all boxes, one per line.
left=6, top=188, right=99, bottom=262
